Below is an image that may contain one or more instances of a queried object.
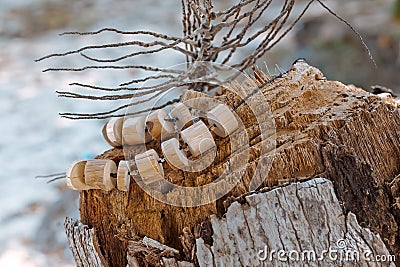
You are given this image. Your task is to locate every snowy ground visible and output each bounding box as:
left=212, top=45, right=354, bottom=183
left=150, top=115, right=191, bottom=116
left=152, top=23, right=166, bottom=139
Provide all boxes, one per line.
left=0, top=0, right=397, bottom=266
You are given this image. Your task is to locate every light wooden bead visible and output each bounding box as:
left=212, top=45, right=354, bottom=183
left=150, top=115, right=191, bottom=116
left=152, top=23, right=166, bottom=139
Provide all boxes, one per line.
left=161, top=138, right=189, bottom=170
left=102, top=123, right=115, bottom=147
left=207, top=104, right=238, bottom=137
left=181, top=121, right=216, bottom=157
left=146, top=109, right=175, bottom=140
left=117, top=160, right=131, bottom=191
left=377, top=93, right=392, bottom=100
left=169, top=103, right=192, bottom=130
left=135, top=148, right=160, bottom=161
left=103, top=117, right=124, bottom=147
left=84, top=159, right=117, bottom=191
left=66, top=160, right=94, bottom=190
left=135, top=149, right=164, bottom=185
left=122, top=116, right=152, bottom=145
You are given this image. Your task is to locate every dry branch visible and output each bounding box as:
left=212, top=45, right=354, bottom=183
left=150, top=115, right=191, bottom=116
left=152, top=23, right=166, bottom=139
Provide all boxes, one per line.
left=37, top=0, right=374, bottom=120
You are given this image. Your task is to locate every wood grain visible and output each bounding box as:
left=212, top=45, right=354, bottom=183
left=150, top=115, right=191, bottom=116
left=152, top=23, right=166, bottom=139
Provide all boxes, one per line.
left=78, top=62, right=400, bottom=266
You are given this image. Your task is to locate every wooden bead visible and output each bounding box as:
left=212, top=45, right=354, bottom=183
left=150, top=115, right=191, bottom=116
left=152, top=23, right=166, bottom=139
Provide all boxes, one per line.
left=135, top=149, right=164, bottom=185
left=66, top=160, right=94, bottom=190
left=122, top=116, right=152, bottom=145
left=181, top=89, right=215, bottom=111
left=102, top=123, right=114, bottom=147
left=161, top=138, right=189, bottom=170
left=146, top=109, right=175, bottom=140
left=377, top=93, right=392, bottom=100
left=102, top=117, right=124, bottom=147
left=169, top=103, right=192, bottom=130
left=181, top=121, right=216, bottom=157
left=207, top=104, right=238, bottom=137
left=84, top=159, right=117, bottom=191
left=117, top=160, right=131, bottom=191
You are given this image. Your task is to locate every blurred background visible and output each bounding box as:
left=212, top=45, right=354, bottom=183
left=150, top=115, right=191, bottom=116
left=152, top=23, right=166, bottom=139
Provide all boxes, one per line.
left=0, top=0, right=398, bottom=266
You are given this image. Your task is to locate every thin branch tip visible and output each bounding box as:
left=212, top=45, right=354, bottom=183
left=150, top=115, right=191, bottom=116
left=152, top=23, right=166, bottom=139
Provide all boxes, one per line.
left=38, top=0, right=371, bottom=119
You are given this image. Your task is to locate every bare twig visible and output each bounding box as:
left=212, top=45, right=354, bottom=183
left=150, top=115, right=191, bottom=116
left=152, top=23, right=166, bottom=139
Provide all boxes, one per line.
left=38, top=0, right=372, bottom=119
left=316, top=0, right=376, bottom=67
left=36, top=172, right=66, bottom=179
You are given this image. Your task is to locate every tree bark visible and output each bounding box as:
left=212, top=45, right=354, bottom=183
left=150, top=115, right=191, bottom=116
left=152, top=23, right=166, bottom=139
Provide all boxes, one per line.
left=72, top=62, right=400, bottom=266
left=67, top=178, right=396, bottom=266
left=64, top=218, right=108, bottom=267
left=194, top=178, right=395, bottom=267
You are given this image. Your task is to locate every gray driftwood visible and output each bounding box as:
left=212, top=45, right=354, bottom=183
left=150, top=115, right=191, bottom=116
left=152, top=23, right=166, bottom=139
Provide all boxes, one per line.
left=195, top=178, right=395, bottom=267
left=66, top=178, right=395, bottom=266
left=64, top=218, right=108, bottom=267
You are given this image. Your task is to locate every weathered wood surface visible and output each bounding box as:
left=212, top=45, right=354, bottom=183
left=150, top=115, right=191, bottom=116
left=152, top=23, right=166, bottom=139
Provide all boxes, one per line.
left=126, top=236, right=193, bottom=267
left=67, top=178, right=395, bottom=266
left=79, top=62, right=400, bottom=266
left=64, top=218, right=108, bottom=267
left=195, top=178, right=395, bottom=267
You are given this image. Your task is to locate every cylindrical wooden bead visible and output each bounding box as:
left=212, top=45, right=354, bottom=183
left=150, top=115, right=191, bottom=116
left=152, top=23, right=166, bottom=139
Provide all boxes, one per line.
left=103, top=117, right=124, bottom=147
left=161, top=138, right=189, bottom=170
left=117, top=160, right=131, bottom=191
left=66, top=160, right=94, bottom=190
left=122, top=116, right=152, bottom=145
left=84, top=159, right=117, bottom=191
left=207, top=104, right=238, bottom=137
left=102, top=123, right=114, bottom=147
left=135, top=149, right=164, bottom=185
left=377, top=93, right=392, bottom=100
left=146, top=109, right=175, bottom=140
left=169, top=103, right=192, bottom=130
left=181, top=121, right=216, bottom=157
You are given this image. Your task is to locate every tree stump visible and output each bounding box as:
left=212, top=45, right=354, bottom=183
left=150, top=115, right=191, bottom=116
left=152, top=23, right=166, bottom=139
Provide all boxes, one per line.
left=70, top=62, right=400, bottom=266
